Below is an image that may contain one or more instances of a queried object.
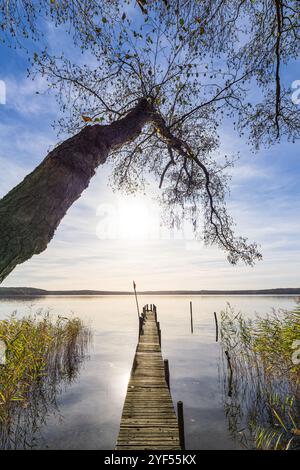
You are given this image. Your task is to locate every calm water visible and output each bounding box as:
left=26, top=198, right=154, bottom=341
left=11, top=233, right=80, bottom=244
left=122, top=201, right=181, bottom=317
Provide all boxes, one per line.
left=0, top=295, right=297, bottom=450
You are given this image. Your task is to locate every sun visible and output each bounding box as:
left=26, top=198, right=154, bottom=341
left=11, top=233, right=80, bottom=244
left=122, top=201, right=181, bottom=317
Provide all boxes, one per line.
left=116, top=196, right=158, bottom=241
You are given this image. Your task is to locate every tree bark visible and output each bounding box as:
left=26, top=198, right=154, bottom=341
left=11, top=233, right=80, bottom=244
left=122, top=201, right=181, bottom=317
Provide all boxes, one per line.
left=0, top=98, right=153, bottom=283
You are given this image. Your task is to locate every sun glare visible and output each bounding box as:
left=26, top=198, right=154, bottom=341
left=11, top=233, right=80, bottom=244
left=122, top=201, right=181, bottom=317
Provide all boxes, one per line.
left=116, top=197, right=159, bottom=241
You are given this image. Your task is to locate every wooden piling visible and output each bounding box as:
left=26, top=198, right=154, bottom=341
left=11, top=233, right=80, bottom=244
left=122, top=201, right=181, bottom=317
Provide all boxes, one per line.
left=139, top=316, right=144, bottom=337
left=214, top=311, right=219, bottom=342
left=177, top=401, right=185, bottom=450
left=157, top=321, right=161, bottom=347
left=164, top=359, right=170, bottom=390
left=190, top=301, right=193, bottom=334
left=225, top=350, right=233, bottom=397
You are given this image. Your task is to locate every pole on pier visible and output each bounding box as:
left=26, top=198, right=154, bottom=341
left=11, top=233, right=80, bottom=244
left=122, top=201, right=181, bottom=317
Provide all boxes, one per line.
left=190, top=301, right=193, bottom=334
left=133, top=281, right=140, bottom=321
left=214, top=311, right=219, bottom=342
left=164, top=359, right=170, bottom=389
left=177, top=401, right=185, bottom=450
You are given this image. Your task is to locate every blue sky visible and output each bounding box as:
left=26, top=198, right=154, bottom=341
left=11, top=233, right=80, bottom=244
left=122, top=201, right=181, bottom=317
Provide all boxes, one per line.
left=0, top=21, right=300, bottom=291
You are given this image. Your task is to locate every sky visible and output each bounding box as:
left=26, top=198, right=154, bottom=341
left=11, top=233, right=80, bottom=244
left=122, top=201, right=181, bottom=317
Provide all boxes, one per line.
left=0, top=12, right=300, bottom=291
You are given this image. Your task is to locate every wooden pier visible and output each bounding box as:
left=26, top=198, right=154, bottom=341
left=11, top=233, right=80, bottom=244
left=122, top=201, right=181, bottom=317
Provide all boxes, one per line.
left=116, top=305, right=182, bottom=450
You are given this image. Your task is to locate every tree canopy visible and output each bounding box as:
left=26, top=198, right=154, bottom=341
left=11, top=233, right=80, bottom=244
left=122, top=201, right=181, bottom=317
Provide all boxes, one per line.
left=1, top=0, right=300, bottom=280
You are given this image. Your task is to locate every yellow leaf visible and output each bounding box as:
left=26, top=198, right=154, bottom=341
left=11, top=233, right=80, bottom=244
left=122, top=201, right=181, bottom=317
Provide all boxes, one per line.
left=82, top=115, right=92, bottom=123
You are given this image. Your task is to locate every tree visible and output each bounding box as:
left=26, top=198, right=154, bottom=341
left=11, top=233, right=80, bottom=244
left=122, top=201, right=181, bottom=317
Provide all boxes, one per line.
left=0, top=0, right=300, bottom=283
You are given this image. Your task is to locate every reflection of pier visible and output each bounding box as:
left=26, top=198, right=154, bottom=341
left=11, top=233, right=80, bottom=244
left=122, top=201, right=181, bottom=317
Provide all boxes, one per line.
left=116, top=305, right=184, bottom=450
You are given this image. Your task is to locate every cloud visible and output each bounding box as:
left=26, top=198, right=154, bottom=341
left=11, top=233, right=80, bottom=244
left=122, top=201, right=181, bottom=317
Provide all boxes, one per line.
left=3, top=74, right=57, bottom=117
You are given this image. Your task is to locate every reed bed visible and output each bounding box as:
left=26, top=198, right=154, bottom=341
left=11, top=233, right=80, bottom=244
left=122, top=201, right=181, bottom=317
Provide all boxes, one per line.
left=0, top=311, right=91, bottom=449
left=220, top=304, right=300, bottom=450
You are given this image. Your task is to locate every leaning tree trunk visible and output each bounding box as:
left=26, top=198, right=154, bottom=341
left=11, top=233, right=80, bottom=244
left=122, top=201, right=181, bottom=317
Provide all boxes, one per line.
left=0, top=98, right=153, bottom=283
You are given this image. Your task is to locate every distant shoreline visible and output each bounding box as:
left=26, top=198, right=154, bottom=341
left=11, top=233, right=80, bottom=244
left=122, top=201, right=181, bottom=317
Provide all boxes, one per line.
left=0, top=287, right=300, bottom=297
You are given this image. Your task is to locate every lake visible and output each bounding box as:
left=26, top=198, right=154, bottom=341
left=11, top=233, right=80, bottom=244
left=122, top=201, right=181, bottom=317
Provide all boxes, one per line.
left=0, top=295, right=297, bottom=450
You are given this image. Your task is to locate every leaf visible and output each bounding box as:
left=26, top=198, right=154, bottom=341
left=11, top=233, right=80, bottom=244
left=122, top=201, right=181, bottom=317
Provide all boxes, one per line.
left=121, top=12, right=126, bottom=21
left=200, top=26, right=205, bottom=35
left=137, top=0, right=148, bottom=14
left=179, top=18, right=184, bottom=26
left=102, top=17, right=107, bottom=24
left=81, top=116, right=92, bottom=123
left=272, top=408, right=287, bottom=432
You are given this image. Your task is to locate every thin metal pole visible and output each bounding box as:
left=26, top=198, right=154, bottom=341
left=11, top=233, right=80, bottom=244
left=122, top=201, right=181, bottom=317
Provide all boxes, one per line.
left=133, top=280, right=140, bottom=321
left=190, top=301, right=193, bottom=334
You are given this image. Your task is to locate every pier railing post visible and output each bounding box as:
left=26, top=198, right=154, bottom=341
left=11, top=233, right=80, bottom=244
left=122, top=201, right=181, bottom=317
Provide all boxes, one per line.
left=164, top=359, right=170, bottom=389
left=190, top=301, right=193, bottom=334
left=177, top=401, right=185, bottom=450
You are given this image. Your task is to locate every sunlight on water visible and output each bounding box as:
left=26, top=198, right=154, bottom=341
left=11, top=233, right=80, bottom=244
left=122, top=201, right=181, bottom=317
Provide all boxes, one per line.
left=0, top=295, right=297, bottom=450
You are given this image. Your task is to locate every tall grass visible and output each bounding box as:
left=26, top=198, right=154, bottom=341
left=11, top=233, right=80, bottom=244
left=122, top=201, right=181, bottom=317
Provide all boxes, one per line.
left=220, top=304, right=300, bottom=450
left=0, top=311, right=91, bottom=449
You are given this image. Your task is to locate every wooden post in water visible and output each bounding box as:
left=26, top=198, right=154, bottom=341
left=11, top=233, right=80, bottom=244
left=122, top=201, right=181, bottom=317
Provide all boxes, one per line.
left=214, top=311, right=219, bottom=342
left=190, top=301, right=193, bottom=334
left=164, top=359, right=170, bottom=389
left=225, top=350, right=233, bottom=397
left=177, top=401, right=185, bottom=450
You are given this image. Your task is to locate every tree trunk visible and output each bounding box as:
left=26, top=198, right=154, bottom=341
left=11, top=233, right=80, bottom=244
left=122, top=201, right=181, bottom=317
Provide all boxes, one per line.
left=0, top=98, right=153, bottom=283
